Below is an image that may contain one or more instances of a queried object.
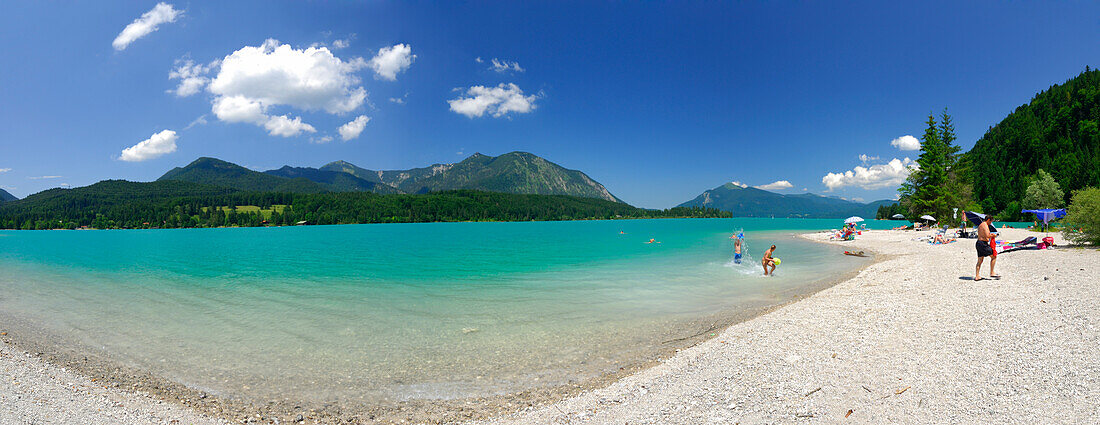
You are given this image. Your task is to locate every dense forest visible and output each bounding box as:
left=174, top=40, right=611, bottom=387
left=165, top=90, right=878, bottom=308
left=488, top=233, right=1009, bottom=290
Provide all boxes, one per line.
left=0, top=180, right=730, bottom=230
left=879, top=68, right=1100, bottom=222
left=966, top=68, right=1100, bottom=219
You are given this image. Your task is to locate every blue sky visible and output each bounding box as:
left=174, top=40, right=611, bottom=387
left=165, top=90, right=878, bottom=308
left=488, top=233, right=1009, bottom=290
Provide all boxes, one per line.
left=1, top=1, right=1098, bottom=208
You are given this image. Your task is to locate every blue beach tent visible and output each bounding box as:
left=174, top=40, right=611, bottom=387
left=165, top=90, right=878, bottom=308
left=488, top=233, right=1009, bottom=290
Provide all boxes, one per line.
left=1021, top=208, right=1066, bottom=225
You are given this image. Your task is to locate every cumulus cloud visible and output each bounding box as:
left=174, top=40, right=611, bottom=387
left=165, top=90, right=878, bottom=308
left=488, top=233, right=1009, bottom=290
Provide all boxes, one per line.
left=120, top=130, right=178, bottom=162
left=448, top=83, right=540, bottom=118
left=858, top=154, right=879, bottom=164
left=489, top=58, right=524, bottom=73
left=332, top=39, right=350, bottom=49
left=211, top=95, right=267, bottom=124
left=890, top=135, right=921, bottom=151
left=338, top=115, right=370, bottom=141
left=112, top=3, right=182, bottom=51
left=311, top=135, right=334, bottom=144
left=822, top=157, right=918, bottom=191
left=209, top=39, right=368, bottom=114
left=755, top=180, right=794, bottom=191
left=263, top=115, right=316, bottom=137
left=168, top=59, right=217, bottom=97
left=368, top=44, right=415, bottom=81
left=201, top=39, right=372, bottom=137
left=730, top=181, right=748, bottom=188
left=389, top=93, right=408, bottom=104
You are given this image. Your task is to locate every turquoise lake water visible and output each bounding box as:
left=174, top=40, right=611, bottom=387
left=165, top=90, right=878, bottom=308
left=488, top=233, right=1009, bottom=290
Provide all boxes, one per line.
left=0, top=218, right=905, bottom=403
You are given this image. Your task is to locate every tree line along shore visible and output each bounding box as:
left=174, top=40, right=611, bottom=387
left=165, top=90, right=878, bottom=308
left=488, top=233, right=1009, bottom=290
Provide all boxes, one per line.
left=0, top=181, right=730, bottom=230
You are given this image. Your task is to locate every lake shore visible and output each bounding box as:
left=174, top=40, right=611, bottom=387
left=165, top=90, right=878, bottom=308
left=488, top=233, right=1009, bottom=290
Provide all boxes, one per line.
left=4, top=228, right=1096, bottom=423
left=481, top=228, right=1099, bottom=424
left=0, top=225, right=867, bottom=425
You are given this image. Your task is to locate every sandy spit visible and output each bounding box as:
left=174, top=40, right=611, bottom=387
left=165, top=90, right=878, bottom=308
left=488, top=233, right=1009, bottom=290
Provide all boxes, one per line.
left=480, top=228, right=1100, bottom=424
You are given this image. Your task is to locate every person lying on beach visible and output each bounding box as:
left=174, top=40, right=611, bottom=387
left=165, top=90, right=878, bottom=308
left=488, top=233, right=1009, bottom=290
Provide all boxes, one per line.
left=975, top=215, right=998, bottom=281
left=762, top=245, right=776, bottom=276
left=932, top=233, right=955, bottom=244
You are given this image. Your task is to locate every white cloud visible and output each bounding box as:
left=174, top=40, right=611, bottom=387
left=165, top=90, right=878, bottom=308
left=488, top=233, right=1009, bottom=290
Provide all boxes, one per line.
left=858, top=154, right=879, bottom=164
left=112, top=3, right=182, bottom=51
left=0, top=168, right=10, bottom=173
left=263, top=115, right=316, bottom=137
left=890, top=135, right=921, bottom=151
left=120, top=129, right=178, bottom=162
left=822, top=157, right=918, bottom=191
left=183, top=114, right=208, bottom=130
left=332, top=39, right=350, bottom=49
left=209, top=39, right=368, bottom=114
left=755, top=180, right=794, bottom=191
left=311, top=135, right=334, bottom=144
left=28, top=175, right=62, bottom=180
left=489, top=58, right=524, bottom=73
left=475, top=57, right=484, bottom=63
left=211, top=95, right=267, bottom=124
left=200, top=39, right=375, bottom=137
left=368, top=43, right=415, bottom=81
left=389, top=93, right=408, bottom=104
left=730, top=181, right=748, bottom=188
left=448, top=83, right=540, bottom=118
left=338, top=115, right=370, bottom=141
left=168, top=59, right=217, bottom=97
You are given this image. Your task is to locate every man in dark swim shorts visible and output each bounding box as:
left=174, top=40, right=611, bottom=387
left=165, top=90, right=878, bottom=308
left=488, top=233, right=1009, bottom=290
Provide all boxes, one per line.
left=974, top=215, right=997, bottom=281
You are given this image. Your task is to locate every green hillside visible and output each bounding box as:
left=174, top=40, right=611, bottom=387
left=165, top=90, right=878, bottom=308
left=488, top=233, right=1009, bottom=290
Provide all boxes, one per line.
left=158, top=157, right=328, bottom=193
left=0, top=188, right=16, bottom=202
left=678, top=182, right=893, bottom=218
left=0, top=181, right=729, bottom=230
left=264, top=166, right=399, bottom=194
left=966, top=68, right=1100, bottom=216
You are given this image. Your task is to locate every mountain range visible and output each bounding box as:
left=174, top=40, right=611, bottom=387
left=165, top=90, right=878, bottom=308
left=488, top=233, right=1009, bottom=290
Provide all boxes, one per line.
left=157, top=152, right=622, bottom=202
left=677, top=182, right=893, bottom=218
left=0, top=188, right=17, bottom=202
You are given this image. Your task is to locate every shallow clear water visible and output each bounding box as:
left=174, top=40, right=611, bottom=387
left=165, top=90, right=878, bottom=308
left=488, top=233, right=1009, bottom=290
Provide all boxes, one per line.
left=0, top=218, right=902, bottom=402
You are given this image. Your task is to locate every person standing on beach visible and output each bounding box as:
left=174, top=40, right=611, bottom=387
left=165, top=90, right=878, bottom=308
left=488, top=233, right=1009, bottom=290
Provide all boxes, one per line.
left=762, top=245, right=776, bottom=276
left=975, top=215, right=998, bottom=281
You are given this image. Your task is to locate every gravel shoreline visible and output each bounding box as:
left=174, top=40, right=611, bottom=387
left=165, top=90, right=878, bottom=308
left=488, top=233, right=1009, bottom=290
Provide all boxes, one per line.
left=481, top=228, right=1100, bottom=424
left=5, top=228, right=1096, bottom=424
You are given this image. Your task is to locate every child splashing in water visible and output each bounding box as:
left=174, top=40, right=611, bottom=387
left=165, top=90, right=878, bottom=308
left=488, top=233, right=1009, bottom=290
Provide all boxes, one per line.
left=730, top=230, right=745, bottom=264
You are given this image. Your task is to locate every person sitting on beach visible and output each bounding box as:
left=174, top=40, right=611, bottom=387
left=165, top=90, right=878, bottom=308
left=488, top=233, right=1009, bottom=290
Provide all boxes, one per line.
left=762, top=245, right=776, bottom=276
left=975, top=215, right=999, bottom=281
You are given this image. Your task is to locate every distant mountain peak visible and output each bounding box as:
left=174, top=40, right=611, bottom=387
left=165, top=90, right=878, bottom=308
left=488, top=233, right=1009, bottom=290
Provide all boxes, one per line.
left=679, top=182, right=893, bottom=218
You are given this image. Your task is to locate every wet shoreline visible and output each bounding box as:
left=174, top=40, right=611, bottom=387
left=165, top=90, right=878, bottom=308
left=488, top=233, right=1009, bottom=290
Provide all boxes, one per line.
left=0, top=232, right=876, bottom=424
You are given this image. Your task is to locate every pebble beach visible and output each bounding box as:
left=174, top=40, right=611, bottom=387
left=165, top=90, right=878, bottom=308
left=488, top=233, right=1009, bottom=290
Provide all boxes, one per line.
left=3, top=228, right=1098, bottom=424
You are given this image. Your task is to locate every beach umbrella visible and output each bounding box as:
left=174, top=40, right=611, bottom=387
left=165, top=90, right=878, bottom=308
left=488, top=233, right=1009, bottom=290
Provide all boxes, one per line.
left=964, top=211, right=998, bottom=233
left=891, top=214, right=905, bottom=219
left=844, top=216, right=864, bottom=224
left=964, top=211, right=987, bottom=226
left=920, top=215, right=936, bottom=222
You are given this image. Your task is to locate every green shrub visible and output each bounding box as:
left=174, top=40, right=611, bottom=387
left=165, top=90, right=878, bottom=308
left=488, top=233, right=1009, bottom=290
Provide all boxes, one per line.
left=1063, top=187, right=1100, bottom=245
